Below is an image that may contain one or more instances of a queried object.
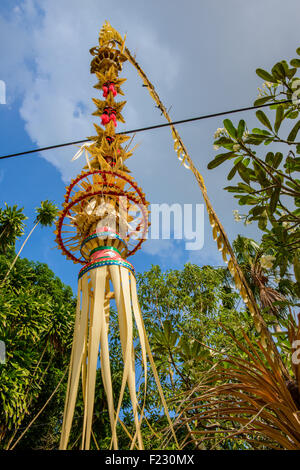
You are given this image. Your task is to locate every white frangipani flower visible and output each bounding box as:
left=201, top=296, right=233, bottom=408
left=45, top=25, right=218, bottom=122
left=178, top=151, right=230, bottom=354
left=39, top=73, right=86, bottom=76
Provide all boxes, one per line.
left=214, top=127, right=226, bottom=139
left=260, top=255, right=276, bottom=270
left=233, top=209, right=242, bottom=222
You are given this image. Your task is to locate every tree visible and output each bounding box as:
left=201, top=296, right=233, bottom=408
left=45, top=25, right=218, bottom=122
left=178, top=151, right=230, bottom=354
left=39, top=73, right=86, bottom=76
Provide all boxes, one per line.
left=0, top=198, right=135, bottom=450
left=207, top=46, right=300, bottom=290
left=194, top=47, right=300, bottom=450
left=232, top=235, right=297, bottom=331
left=133, top=263, right=255, bottom=449
left=0, top=256, right=135, bottom=450
left=0, top=254, right=76, bottom=449
left=177, top=322, right=300, bottom=450
left=2, top=200, right=58, bottom=285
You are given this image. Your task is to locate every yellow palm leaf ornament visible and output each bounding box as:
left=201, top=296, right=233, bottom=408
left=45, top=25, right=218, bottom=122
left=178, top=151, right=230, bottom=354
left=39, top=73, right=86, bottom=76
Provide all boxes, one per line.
left=56, top=22, right=176, bottom=450
left=56, top=21, right=288, bottom=450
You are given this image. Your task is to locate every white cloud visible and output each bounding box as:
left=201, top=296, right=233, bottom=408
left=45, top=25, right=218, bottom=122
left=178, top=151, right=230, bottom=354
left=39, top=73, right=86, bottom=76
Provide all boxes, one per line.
left=2, top=0, right=300, bottom=256
left=1, top=0, right=180, bottom=183
left=143, top=238, right=182, bottom=264
left=186, top=242, right=224, bottom=267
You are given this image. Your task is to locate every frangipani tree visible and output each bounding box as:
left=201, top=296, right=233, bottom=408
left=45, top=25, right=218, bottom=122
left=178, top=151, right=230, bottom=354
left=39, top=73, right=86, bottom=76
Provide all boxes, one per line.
left=208, top=47, right=300, bottom=294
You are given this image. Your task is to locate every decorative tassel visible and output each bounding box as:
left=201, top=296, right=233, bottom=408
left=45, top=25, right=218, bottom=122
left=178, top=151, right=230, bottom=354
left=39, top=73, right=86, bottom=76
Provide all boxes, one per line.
left=59, top=231, right=176, bottom=450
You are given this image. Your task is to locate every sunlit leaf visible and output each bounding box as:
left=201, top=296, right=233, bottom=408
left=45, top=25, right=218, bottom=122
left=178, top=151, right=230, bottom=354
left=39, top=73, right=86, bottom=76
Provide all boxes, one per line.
left=223, top=119, right=237, bottom=139
left=287, top=120, right=300, bottom=142
left=256, top=68, right=277, bottom=83
left=207, top=152, right=234, bottom=170
left=256, top=110, right=273, bottom=131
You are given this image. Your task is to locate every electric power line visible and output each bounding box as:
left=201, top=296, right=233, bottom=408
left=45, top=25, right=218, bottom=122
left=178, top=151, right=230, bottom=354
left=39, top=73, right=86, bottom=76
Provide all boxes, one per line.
left=0, top=99, right=292, bottom=161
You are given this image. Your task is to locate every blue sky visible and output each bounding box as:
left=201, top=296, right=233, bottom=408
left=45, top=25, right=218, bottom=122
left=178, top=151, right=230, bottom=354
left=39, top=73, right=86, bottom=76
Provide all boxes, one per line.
left=1, top=0, right=300, bottom=294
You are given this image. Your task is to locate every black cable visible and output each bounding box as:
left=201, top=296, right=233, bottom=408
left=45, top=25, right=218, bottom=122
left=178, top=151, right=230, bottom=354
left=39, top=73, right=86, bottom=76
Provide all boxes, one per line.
left=0, top=99, right=292, bottom=161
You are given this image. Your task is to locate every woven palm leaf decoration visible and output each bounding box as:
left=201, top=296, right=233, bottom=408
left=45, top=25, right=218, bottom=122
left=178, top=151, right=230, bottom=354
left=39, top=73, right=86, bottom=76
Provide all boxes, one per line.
left=56, top=22, right=177, bottom=450
left=56, top=21, right=289, bottom=451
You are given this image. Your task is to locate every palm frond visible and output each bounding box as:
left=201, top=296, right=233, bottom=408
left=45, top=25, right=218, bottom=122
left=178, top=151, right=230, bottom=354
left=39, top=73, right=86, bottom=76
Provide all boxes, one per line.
left=176, top=322, right=300, bottom=450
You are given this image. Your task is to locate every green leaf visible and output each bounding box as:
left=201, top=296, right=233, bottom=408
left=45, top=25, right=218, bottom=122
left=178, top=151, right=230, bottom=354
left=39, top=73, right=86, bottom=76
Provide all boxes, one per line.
left=256, top=68, right=277, bottom=83
left=280, top=60, right=289, bottom=73
left=222, top=143, right=235, bottom=151
left=227, top=164, right=239, bottom=181
left=251, top=206, right=266, bottom=216
left=265, top=152, right=274, bottom=165
left=287, top=68, right=297, bottom=79
left=285, top=109, right=299, bottom=119
left=295, top=282, right=300, bottom=298
left=271, top=62, right=286, bottom=79
left=237, top=163, right=251, bottom=184
left=254, top=96, right=273, bottom=106
left=223, top=119, right=237, bottom=139
left=253, top=161, right=269, bottom=186
left=264, top=138, right=275, bottom=145
left=237, top=120, right=246, bottom=139
left=246, top=136, right=264, bottom=144
left=234, top=155, right=244, bottom=165
left=269, top=187, right=280, bottom=213
left=287, top=120, right=300, bottom=142
left=274, top=105, right=284, bottom=133
left=286, top=178, right=300, bottom=190
left=256, top=110, right=273, bottom=131
left=280, top=258, right=288, bottom=277
left=293, top=255, right=300, bottom=284
left=237, top=195, right=257, bottom=205
left=207, top=152, right=234, bottom=169
left=252, top=128, right=272, bottom=136
left=237, top=182, right=253, bottom=192
left=290, top=58, right=300, bottom=67
left=163, top=320, right=172, bottom=337
left=214, top=136, right=233, bottom=146
left=258, top=211, right=268, bottom=230
left=273, top=152, right=283, bottom=169
left=297, top=47, right=300, bottom=56
left=224, top=185, right=248, bottom=193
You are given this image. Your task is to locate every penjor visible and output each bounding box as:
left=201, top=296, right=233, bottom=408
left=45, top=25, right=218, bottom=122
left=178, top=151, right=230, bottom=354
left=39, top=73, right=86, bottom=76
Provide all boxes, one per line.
left=55, top=22, right=175, bottom=450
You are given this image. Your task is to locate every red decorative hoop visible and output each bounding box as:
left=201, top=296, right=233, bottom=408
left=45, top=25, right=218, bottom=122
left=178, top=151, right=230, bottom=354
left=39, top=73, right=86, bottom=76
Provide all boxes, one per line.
left=56, top=170, right=148, bottom=264
left=64, top=170, right=146, bottom=206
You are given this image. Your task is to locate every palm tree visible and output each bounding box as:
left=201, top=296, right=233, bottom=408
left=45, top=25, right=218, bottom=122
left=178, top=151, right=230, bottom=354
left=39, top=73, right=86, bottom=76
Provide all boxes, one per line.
left=2, top=200, right=58, bottom=284
left=177, top=323, right=300, bottom=450
left=0, top=203, right=27, bottom=254
left=232, top=235, right=295, bottom=331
